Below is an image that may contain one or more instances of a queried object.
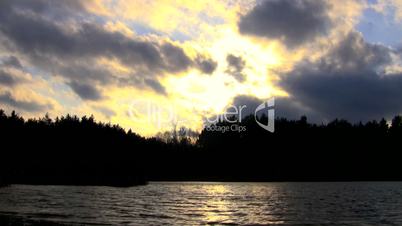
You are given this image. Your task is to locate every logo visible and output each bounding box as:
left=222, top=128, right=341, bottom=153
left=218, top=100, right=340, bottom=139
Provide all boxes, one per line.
left=255, top=98, right=275, bottom=132
left=128, top=99, right=178, bottom=130
left=127, top=97, right=275, bottom=133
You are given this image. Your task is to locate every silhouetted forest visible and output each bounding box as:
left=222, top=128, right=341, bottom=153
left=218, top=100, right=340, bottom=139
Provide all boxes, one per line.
left=1, top=109, right=402, bottom=186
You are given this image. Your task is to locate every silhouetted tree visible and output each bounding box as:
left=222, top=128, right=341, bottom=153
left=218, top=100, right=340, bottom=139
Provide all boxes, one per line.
left=1, top=108, right=402, bottom=184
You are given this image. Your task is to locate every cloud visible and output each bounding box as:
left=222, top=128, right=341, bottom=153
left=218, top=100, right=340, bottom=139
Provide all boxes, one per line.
left=0, top=56, right=26, bottom=87
left=68, top=81, right=103, bottom=101
left=0, top=0, right=98, bottom=21
left=279, top=31, right=402, bottom=122
left=0, top=91, right=52, bottom=112
left=160, top=43, right=192, bottom=73
left=274, top=97, right=325, bottom=122
left=0, top=1, right=212, bottom=99
left=226, top=54, right=246, bottom=82
left=231, top=95, right=321, bottom=121
left=0, top=14, right=184, bottom=74
left=370, top=0, right=402, bottom=22
left=231, top=95, right=262, bottom=117
left=144, top=78, right=167, bottom=96
left=109, top=0, right=238, bottom=35
left=1, top=56, right=22, bottom=69
left=195, top=56, right=217, bottom=74
left=238, top=0, right=332, bottom=48
left=0, top=70, right=19, bottom=86
left=94, top=106, right=116, bottom=119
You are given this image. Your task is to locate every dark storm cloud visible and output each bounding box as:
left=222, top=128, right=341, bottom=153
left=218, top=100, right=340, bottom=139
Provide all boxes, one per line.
left=0, top=13, right=173, bottom=73
left=0, top=0, right=84, bottom=12
left=281, top=72, right=402, bottom=122
left=57, top=62, right=113, bottom=85
left=279, top=31, right=402, bottom=122
left=231, top=95, right=261, bottom=117
left=1, top=56, right=22, bottom=69
left=320, top=32, right=392, bottom=73
left=238, top=0, right=332, bottom=48
left=195, top=56, right=218, bottom=74
left=274, top=97, right=325, bottom=122
left=0, top=0, right=89, bottom=21
left=0, top=56, right=26, bottom=87
left=0, top=91, right=52, bottom=112
left=144, top=78, right=167, bottom=95
left=69, top=81, right=103, bottom=101
left=231, top=95, right=320, bottom=121
left=0, top=1, right=196, bottom=74
left=0, top=70, right=18, bottom=86
left=226, top=54, right=246, bottom=82
left=0, top=0, right=215, bottom=99
left=227, top=54, right=245, bottom=73
left=161, top=43, right=192, bottom=73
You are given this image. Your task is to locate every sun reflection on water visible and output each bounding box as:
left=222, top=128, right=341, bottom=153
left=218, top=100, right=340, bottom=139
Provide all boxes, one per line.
left=185, top=182, right=287, bottom=225
left=200, top=184, right=234, bottom=224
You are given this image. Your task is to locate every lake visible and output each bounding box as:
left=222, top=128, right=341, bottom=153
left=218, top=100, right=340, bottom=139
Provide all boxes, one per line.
left=0, top=182, right=402, bottom=225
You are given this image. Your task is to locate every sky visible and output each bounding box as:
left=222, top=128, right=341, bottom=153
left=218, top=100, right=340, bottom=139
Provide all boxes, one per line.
left=0, top=0, right=402, bottom=136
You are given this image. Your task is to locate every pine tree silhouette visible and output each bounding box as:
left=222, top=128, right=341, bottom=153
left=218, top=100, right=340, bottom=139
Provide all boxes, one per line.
left=1, top=109, right=402, bottom=186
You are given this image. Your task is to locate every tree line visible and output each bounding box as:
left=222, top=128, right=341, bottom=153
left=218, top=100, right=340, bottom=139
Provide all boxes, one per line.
left=1, top=109, right=402, bottom=186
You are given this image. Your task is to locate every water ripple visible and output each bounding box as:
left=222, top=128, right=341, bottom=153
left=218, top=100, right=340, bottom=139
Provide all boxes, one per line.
left=1, top=182, right=402, bottom=225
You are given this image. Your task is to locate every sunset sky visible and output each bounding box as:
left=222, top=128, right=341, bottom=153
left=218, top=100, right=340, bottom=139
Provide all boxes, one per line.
left=1, top=0, right=402, bottom=136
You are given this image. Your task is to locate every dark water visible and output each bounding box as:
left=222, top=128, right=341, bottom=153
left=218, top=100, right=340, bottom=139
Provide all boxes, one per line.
left=0, top=182, right=402, bottom=225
